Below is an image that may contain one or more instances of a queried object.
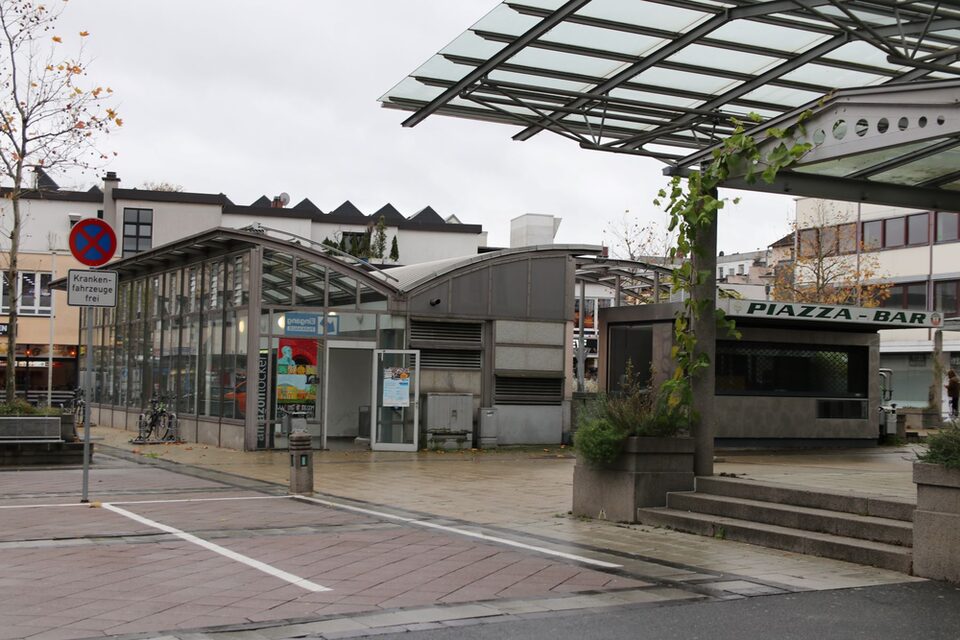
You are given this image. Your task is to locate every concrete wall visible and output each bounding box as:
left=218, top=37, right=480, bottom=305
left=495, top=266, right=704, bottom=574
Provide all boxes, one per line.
left=0, top=199, right=100, bottom=253
left=395, top=229, right=482, bottom=264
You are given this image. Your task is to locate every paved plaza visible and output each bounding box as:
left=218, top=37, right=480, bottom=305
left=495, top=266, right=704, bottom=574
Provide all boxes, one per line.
left=0, top=428, right=927, bottom=639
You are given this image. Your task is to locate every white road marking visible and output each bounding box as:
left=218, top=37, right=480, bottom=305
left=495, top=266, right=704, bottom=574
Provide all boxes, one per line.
left=101, top=502, right=331, bottom=592
left=0, top=495, right=292, bottom=509
left=295, top=495, right=623, bottom=569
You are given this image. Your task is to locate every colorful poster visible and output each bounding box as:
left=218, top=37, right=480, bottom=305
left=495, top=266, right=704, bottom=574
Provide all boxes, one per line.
left=382, top=367, right=410, bottom=407
left=276, top=338, right=318, bottom=418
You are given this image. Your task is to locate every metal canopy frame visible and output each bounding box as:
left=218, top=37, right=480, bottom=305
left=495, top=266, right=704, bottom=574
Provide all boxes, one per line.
left=383, top=0, right=960, bottom=209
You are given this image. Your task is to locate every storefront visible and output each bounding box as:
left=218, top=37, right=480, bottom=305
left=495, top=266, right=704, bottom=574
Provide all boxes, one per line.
left=599, top=299, right=943, bottom=446
left=69, top=228, right=590, bottom=450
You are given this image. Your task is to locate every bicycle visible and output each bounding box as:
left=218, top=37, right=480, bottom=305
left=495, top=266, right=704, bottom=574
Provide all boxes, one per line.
left=70, top=388, right=86, bottom=430
left=134, top=395, right=180, bottom=443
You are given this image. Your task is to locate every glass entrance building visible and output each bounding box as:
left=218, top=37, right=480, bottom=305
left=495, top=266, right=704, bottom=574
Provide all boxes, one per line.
left=75, top=228, right=589, bottom=450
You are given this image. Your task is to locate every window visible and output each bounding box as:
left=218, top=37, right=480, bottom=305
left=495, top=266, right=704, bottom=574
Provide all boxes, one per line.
left=716, top=341, right=868, bottom=397
left=838, top=223, right=857, bottom=254
left=737, top=264, right=744, bottom=275
left=884, top=217, right=905, bottom=247
left=862, top=220, right=883, bottom=250
left=935, top=280, right=960, bottom=318
left=937, top=212, right=960, bottom=242
left=0, top=272, right=52, bottom=315
left=907, top=213, right=929, bottom=245
left=820, top=226, right=838, bottom=256
left=122, top=208, right=153, bottom=257
left=799, top=228, right=818, bottom=257
left=883, top=282, right=927, bottom=310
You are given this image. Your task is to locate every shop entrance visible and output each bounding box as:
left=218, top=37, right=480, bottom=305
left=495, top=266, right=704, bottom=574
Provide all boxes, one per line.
left=372, top=350, right=420, bottom=452
left=323, top=342, right=375, bottom=449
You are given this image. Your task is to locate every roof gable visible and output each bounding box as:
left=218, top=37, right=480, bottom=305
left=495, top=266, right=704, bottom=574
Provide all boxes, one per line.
left=409, top=206, right=444, bottom=225
left=372, top=203, right=406, bottom=224
left=330, top=200, right=365, bottom=218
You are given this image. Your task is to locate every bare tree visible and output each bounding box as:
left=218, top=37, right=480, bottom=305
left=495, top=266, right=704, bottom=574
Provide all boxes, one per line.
left=0, top=0, right=120, bottom=402
left=139, top=181, right=182, bottom=192
left=605, top=209, right=675, bottom=262
left=771, top=202, right=890, bottom=307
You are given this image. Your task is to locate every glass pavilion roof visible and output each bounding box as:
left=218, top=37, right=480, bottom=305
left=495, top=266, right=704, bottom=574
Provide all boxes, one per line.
left=382, top=0, right=960, bottom=210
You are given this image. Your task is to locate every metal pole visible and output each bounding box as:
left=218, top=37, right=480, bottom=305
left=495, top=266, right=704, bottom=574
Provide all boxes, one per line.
left=46, top=251, right=56, bottom=408
left=81, top=306, right=93, bottom=503
left=577, top=279, right=586, bottom=392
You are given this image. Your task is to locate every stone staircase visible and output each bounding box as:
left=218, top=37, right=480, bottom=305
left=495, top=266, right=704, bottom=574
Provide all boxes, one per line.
left=637, top=476, right=915, bottom=574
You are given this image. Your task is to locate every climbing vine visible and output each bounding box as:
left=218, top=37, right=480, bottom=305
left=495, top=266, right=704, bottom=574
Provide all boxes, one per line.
left=654, top=111, right=816, bottom=418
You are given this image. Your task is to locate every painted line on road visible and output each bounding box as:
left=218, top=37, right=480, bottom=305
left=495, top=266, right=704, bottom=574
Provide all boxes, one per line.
left=101, top=502, right=331, bottom=592
left=0, top=495, right=292, bottom=509
left=295, top=495, right=622, bottom=569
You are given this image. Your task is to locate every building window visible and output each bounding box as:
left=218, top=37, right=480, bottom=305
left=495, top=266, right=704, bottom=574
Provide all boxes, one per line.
left=838, top=223, right=857, bottom=254
left=737, top=264, right=744, bottom=275
left=937, top=211, right=960, bottom=242
left=883, top=282, right=927, bottom=310
left=935, top=280, right=960, bottom=318
left=907, top=213, right=929, bottom=245
left=862, top=220, right=883, bottom=250
left=884, top=217, right=905, bottom=247
left=0, top=272, right=52, bottom=316
left=122, top=208, right=153, bottom=257
left=716, top=341, right=868, bottom=398
left=799, top=228, right=819, bottom=257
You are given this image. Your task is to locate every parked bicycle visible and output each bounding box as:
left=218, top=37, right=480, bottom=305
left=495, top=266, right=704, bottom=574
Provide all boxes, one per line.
left=70, top=388, right=86, bottom=430
left=134, top=395, right=179, bottom=443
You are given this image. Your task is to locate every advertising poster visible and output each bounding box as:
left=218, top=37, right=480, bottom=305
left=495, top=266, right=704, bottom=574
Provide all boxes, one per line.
left=382, top=367, right=410, bottom=407
left=276, top=338, right=318, bottom=418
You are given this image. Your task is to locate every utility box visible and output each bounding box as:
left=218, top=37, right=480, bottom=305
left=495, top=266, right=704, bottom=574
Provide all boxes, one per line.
left=479, top=407, right=498, bottom=449
left=424, top=393, right=474, bottom=449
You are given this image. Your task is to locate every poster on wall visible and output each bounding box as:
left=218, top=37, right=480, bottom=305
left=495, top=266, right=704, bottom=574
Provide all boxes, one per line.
left=382, top=367, right=410, bottom=407
left=276, top=338, right=318, bottom=419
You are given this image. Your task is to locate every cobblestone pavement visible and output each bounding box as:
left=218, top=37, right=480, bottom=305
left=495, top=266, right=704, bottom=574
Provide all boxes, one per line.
left=0, top=428, right=924, bottom=639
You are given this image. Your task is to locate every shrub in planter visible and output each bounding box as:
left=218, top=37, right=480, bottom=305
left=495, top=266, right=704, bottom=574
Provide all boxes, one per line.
left=918, top=422, right=960, bottom=469
left=574, top=366, right=687, bottom=466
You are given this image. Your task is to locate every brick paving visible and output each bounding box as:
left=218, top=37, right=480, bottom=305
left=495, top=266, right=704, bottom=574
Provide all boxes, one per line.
left=0, top=430, right=928, bottom=639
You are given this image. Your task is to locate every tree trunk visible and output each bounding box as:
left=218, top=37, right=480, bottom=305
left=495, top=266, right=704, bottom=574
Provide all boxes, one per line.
left=6, top=192, right=20, bottom=404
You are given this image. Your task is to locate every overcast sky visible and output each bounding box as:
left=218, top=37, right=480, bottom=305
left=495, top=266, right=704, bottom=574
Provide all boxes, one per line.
left=54, top=0, right=795, bottom=254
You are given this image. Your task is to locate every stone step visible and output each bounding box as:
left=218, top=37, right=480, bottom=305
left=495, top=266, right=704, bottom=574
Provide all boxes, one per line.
left=636, top=507, right=913, bottom=574
left=666, top=492, right=912, bottom=547
left=695, top=476, right=915, bottom=522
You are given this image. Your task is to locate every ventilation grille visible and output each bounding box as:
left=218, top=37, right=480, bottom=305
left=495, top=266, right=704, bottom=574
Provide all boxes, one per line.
left=816, top=399, right=867, bottom=420
left=411, top=320, right=482, bottom=343
left=420, top=349, right=482, bottom=370
left=495, top=376, right=563, bottom=406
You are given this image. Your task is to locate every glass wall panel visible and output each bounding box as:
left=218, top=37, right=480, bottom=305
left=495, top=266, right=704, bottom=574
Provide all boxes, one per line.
left=262, top=251, right=293, bottom=305
left=295, top=260, right=326, bottom=306
left=379, top=314, right=406, bottom=349
left=199, top=313, right=223, bottom=417
left=359, top=282, right=388, bottom=310
left=328, top=271, right=358, bottom=309
left=233, top=254, right=249, bottom=307
left=222, top=310, right=245, bottom=420
left=180, top=315, right=199, bottom=415
left=885, top=217, right=905, bottom=247
left=329, top=312, right=376, bottom=340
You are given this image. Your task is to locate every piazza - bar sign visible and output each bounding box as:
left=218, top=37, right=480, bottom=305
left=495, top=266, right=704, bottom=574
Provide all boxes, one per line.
left=723, top=299, right=943, bottom=328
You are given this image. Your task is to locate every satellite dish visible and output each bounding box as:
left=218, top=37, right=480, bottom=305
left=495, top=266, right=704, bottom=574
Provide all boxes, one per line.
left=279, top=192, right=290, bottom=207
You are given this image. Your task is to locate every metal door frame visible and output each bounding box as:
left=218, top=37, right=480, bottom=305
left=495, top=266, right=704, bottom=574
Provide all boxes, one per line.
left=371, top=349, right=420, bottom=452
left=322, top=340, right=376, bottom=451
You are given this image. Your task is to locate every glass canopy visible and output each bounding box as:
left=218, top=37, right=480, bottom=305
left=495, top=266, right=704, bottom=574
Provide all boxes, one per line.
left=382, top=0, right=960, bottom=209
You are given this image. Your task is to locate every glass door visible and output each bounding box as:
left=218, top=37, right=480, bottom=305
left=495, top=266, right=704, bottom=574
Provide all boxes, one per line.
left=371, top=350, right=420, bottom=452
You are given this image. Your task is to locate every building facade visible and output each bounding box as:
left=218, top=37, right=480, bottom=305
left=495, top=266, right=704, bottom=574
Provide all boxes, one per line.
left=0, top=172, right=488, bottom=401
left=793, top=197, right=960, bottom=411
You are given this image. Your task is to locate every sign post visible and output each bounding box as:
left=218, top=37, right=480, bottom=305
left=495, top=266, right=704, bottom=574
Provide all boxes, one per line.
left=68, top=218, right=117, bottom=503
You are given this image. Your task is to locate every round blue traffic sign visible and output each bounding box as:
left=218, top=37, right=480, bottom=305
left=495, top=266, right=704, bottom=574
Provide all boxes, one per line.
left=69, top=218, right=117, bottom=267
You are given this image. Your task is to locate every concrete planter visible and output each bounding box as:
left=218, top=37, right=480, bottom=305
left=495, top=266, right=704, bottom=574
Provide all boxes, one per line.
left=572, top=436, right=695, bottom=523
left=913, top=462, right=960, bottom=581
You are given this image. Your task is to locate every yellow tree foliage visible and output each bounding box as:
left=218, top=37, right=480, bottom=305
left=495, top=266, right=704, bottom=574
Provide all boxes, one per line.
left=771, top=220, right=891, bottom=307
left=0, top=0, right=121, bottom=401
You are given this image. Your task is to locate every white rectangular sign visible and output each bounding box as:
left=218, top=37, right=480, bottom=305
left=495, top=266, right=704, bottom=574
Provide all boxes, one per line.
left=68, top=270, right=118, bottom=307
left=723, top=299, right=944, bottom=329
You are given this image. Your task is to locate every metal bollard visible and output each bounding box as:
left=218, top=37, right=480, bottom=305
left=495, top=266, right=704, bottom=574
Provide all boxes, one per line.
left=288, top=429, right=314, bottom=496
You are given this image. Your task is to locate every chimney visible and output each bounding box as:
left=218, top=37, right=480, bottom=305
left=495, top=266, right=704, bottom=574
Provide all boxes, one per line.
left=271, top=196, right=284, bottom=208
left=102, top=171, right=120, bottom=232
